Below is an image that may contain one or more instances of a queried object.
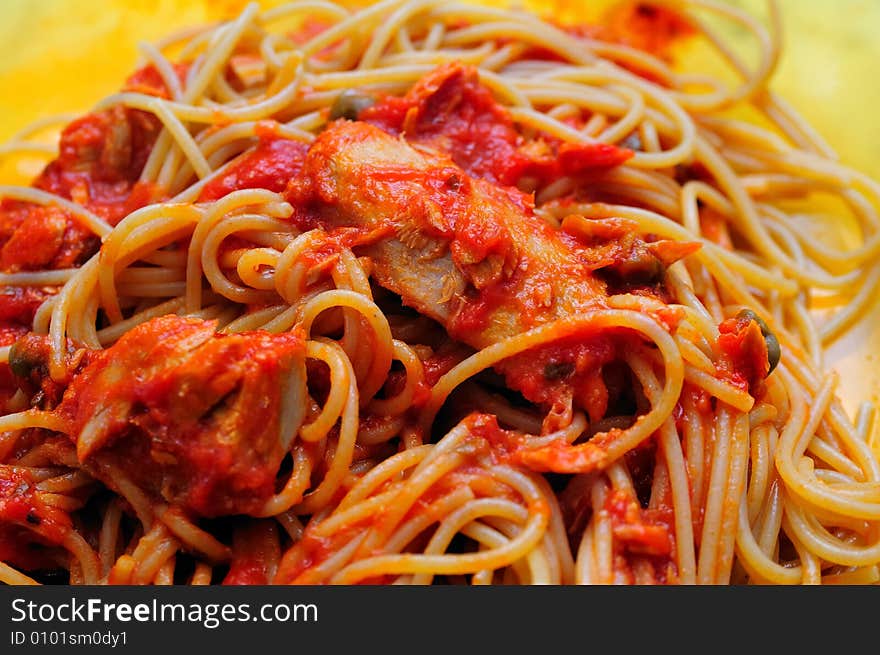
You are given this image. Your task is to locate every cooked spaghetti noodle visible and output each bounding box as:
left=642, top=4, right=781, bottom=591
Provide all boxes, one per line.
left=0, top=0, right=879, bottom=586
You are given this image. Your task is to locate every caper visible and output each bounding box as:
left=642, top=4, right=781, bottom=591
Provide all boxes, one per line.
left=621, top=132, right=643, bottom=152
left=735, top=308, right=770, bottom=336
left=544, top=361, right=574, bottom=381
left=764, top=332, right=781, bottom=374
left=599, top=248, right=664, bottom=286
left=328, top=89, right=375, bottom=121
left=735, top=308, right=781, bottom=375
left=8, top=339, right=40, bottom=379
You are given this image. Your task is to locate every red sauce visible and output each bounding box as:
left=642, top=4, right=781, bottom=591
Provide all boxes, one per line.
left=0, top=63, right=176, bottom=342
left=57, top=315, right=307, bottom=517
left=0, top=324, right=29, bottom=410
left=362, top=63, right=526, bottom=186
left=408, top=344, right=472, bottom=407
left=494, top=330, right=619, bottom=422
left=287, top=111, right=688, bottom=417
left=223, top=522, right=281, bottom=585
left=594, top=2, right=695, bottom=61
left=517, top=436, right=609, bottom=473
left=34, top=106, right=163, bottom=224
left=0, top=287, right=52, bottom=328
left=716, top=314, right=770, bottom=393
left=0, top=206, right=68, bottom=272
left=274, top=412, right=553, bottom=583
left=361, top=63, right=632, bottom=189
left=0, top=466, right=72, bottom=570
left=274, top=531, right=341, bottom=583
left=33, top=62, right=188, bottom=220
left=295, top=225, right=395, bottom=275
left=422, top=164, right=535, bottom=270
left=0, top=17, right=708, bottom=580
left=288, top=18, right=345, bottom=62
left=223, top=557, right=269, bottom=585
left=199, top=124, right=309, bottom=201
left=605, top=488, right=673, bottom=557
left=123, top=62, right=190, bottom=99
left=463, top=413, right=527, bottom=463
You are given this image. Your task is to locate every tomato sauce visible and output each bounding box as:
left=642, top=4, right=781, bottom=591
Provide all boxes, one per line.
left=34, top=106, right=162, bottom=224
left=0, top=7, right=710, bottom=578
left=123, top=62, right=190, bottom=100
left=55, top=316, right=307, bottom=518
left=361, top=63, right=633, bottom=189
left=223, top=522, right=281, bottom=585
left=716, top=314, right=771, bottom=393
left=605, top=488, right=673, bottom=557
left=0, top=466, right=72, bottom=570
left=594, top=2, right=695, bottom=62
left=0, top=63, right=180, bottom=337
left=199, top=123, right=309, bottom=201
left=274, top=412, right=548, bottom=584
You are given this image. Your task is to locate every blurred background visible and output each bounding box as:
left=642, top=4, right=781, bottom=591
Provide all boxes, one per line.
left=0, top=0, right=878, bottom=416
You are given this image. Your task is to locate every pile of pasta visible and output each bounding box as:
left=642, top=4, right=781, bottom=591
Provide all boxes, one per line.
left=1, top=0, right=879, bottom=585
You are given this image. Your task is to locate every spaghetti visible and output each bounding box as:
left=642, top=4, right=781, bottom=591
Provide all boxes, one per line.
left=0, top=0, right=879, bottom=586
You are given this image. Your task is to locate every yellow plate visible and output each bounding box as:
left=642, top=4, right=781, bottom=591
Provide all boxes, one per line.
left=1, top=0, right=878, bottom=418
